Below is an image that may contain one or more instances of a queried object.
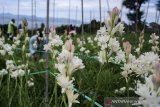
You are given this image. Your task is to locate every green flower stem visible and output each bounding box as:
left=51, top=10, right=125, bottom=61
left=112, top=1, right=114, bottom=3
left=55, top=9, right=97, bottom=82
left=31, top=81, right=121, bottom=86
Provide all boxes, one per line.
left=55, top=82, right=58, bottom=107
left=7, top=74, right=10, bottom=107
left=48, top=80, right=58, bottom=107
left=126, top=77, right=130, bottom=107
left=63, top=94, right=68, bottom=107
left=9, top=78, right=17, bottom=107
left=92, top=64, right=103, bottom=107
left=19, top=77, right=23, bottom=106
left=0, top=76, right=3, bottom=88
left=48, top=89, right=55, bottom=107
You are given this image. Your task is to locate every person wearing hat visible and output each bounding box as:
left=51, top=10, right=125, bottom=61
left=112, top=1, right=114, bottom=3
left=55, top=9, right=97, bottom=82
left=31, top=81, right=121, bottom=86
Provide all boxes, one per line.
left=29, top=29, right=47, bottom=61
left=7, top=19, right=17, bottom=40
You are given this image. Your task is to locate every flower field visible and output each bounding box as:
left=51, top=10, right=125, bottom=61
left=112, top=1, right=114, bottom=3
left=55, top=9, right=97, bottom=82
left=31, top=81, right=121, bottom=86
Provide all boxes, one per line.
left=0, top=7, right=160, bottom=107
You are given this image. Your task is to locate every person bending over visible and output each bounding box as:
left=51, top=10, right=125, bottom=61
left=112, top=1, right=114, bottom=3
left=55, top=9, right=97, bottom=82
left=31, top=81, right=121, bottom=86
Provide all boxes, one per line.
left=29, top=29, right=47, bottom=61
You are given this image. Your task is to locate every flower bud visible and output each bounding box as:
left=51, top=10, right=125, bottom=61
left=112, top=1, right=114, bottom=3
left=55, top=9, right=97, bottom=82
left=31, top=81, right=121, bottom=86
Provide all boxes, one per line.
left=123, top=41, right=132, bottom=56
left=111, top=7, right=120, bottom=18
left=64, top=39, right=75, bottom=53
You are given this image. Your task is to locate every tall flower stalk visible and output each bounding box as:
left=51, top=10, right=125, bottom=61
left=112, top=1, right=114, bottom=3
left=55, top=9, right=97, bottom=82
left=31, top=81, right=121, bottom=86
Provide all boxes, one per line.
left=55, top=39, right=85, bottom=107
left=95, top=7, right=124, bottom=64
left=149, top=33, right=159, bottom=53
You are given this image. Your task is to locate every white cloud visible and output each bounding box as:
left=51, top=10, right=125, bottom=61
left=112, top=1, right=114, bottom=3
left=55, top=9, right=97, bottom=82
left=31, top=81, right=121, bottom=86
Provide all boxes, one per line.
left=0, top=0, right=158, bottom=24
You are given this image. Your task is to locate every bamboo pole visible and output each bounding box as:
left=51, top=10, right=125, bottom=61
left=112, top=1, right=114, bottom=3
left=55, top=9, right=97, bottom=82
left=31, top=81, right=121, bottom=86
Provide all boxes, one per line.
left=99, top=0, right=102, bottom=27
left=31, top=0, right=33, bottom=34
left=155, top=9, right=158, bottom=23
left=157, top=11, right=160, bottom=35
left=103, top=9, right=105, bottom=22
left=155, top=9, right=158, bottom=33
left=45, top=0, right=49, bottom=107
left=3, top=7, right=4, bottom=25
left=120, top=1, right=124, bottom=20
left=81, top=0, right=84, bottom=43
left=17, top=0, right=20, bottom=26
left=93, top=9, right=96, bottom=34
left=35, top=0, right=37, bottom=29
left=69, top=0, right=71, bottom=25
left=157, top=11, right=160, bottom=23
left=75, top=6, right=78, bottom=26
left=90, top=10, right=92, bottom=34
left=135, top=0, right=138, bottom=35
left=93, top=9, right=95, bottom=20
left=55, top=10, right=58, bottom=25
left=143, top=0, right=150, bottom=31
left=106, top=0, right=110, bottom=12
left=53, top=0, right=55, bottom=25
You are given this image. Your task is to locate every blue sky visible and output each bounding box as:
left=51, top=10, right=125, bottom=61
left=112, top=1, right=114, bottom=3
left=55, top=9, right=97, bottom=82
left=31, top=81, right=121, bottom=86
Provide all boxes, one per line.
left=0, top=0, right=159, bottom=24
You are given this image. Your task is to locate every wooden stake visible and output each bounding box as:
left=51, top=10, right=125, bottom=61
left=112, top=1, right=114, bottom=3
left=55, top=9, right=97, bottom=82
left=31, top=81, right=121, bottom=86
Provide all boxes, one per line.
left=17, top=0, right=20, bottom=26
left=106, top=0, right=110, bottom=12
left=69, top=0, right=71, bottom=25
left=45, top=0, right=49, bottom=107
left=53, top=0, right=55, bottom=25
left=35, top=0, right=37, bottom=29
left=3, top=7, right=4, bottom=25
left=81, top=0, right=84, bottom=43
left=90, top=10, right=92, bottom=34
left=75, top=6, right=78, bottom=26
left=31, top=0, right=34, bottom=34
left=99, top=0, right=102, bottom=27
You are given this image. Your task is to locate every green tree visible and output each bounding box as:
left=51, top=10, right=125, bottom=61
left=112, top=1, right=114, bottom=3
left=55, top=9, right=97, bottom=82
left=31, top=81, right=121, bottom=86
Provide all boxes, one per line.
left=156, top=0, right=160, bottom=33
left=156, top=0, right=160, bottom=11
left=123, top=0, right=148, bottom=30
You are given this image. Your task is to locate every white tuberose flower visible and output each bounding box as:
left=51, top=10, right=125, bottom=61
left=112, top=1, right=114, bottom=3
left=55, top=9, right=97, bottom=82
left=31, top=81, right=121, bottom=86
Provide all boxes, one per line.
left=98, top=50, right=106, bottom=64
left=108, top=38, right=120, bottom=52
left=27, top=79, right=34, bottom=87
left=135, top=75, right=155, bottom=98
left=80, top=47, right=86, bottom=52
left=70, top=56, right=85, bottom=72
left=66, top=90, right=80, bottom=107
left=55, top=63, right=66, bottom=75
left=111, top=23, right=124, bottom=36
left=56, top=74, right=73, bottom=93
left=43, top=44, right=50, bottom=51
left=115, top=50, right=126, bottom=64
left=134, top=75, right=160, bottom=107
left=0, top=69, right=8, bottom=76
left=10, top=69, right=25, bottom=78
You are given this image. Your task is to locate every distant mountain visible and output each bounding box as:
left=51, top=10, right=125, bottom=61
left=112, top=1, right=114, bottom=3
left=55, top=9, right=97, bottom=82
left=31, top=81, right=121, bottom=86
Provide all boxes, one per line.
left=0, top=13, right=82, bottom=28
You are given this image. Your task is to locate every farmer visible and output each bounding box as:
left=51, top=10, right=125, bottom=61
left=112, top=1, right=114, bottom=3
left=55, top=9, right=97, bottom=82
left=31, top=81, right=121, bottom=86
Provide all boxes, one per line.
left=29, top=29, right=47, bottom=61
left=18, top=24, right=23, bottom=38
left=68, top=24, right=76, bottom=36
left=40, top=23, right=46, bottom=36
left=7, top=19, right=17, bottom=40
